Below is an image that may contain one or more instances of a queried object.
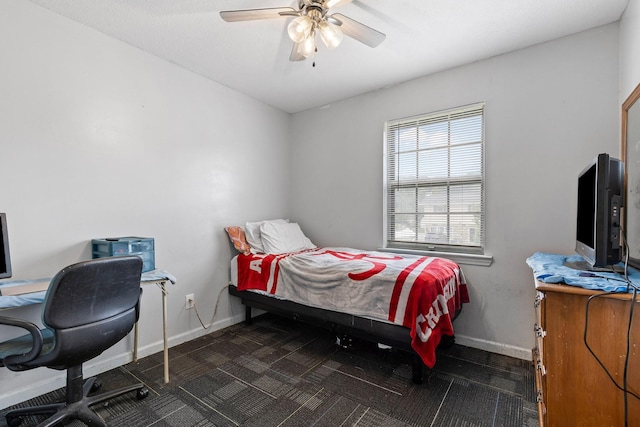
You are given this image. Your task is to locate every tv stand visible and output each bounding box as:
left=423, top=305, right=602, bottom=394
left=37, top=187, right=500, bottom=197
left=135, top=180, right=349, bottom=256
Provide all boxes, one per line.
left=562, top=260, right=625, bottom=274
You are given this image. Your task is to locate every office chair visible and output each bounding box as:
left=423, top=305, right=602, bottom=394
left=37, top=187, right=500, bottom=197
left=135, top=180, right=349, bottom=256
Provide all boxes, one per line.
left=0, top=256, right=149, bottom=427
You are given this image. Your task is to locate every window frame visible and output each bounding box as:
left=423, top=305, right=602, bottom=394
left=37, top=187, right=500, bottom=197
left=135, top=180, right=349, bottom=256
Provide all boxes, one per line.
left=383, top=103, right=487, bottom=257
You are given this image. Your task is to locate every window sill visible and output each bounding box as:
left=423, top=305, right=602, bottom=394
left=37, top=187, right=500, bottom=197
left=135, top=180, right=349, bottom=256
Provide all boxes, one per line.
left=377, top=247, right=493, bottom=267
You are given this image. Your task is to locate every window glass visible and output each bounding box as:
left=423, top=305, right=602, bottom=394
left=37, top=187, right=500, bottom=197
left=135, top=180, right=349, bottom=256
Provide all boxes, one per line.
left=384, top=103, right=485, bottom=254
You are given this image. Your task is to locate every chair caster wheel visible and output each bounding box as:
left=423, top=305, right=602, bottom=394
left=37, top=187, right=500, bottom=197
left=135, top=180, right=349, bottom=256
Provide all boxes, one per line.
left=6, top=415, right=23, bottom=427
left=137, top=388, right=149, bottom=400
left=90, top=379, right=102, bottom=393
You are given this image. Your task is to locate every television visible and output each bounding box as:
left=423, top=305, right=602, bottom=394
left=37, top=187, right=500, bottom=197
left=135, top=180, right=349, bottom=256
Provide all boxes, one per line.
left=0, top=213, right=11, bottom=279
left=574, top=153, right=624, bottom=269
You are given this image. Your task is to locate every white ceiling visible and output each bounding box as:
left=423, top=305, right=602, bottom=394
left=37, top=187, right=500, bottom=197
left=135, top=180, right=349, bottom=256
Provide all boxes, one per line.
left=28, top=0, right=629, bottom=113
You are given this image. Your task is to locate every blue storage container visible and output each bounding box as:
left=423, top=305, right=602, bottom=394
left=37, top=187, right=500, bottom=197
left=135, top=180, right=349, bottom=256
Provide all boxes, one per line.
left=91, top=237, right=155, bottom=272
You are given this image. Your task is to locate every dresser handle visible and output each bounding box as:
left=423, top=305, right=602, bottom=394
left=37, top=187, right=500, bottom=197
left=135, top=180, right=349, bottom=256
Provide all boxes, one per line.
left=537, top=360, right=546, bottom=375
left=534, top=324, right=546, bottom=338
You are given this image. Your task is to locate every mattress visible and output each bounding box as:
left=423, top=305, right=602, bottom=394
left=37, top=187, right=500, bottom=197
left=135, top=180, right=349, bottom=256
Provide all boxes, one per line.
left=230, top=247, right=469, bottom=367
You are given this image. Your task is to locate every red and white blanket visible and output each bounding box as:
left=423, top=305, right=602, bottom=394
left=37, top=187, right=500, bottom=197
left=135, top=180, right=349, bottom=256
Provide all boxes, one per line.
left=233, top=247, right=469, bottom=368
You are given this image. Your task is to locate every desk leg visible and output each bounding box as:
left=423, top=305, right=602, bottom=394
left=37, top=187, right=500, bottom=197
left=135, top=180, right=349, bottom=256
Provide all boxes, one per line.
left=161, top=281, right=169, bottom=384
left=134, top=279, right=170, bottom=382
left=133, top=321, right=139, bottom=362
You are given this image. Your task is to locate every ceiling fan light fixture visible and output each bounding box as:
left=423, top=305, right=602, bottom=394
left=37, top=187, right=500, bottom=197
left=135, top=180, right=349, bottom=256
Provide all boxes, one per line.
left=297, top=29, right=317, bottom=58
left=318, top=20, right=343, bottom=49
left=220, top=0, right=386, bottom=64
left=287, top=15, right=313, bottom=43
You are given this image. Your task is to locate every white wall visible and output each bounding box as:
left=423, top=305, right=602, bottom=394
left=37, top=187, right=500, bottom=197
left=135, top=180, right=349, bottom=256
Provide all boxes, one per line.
left=0, top=0, right=291, bottom=408
left=620, top=0, right=640, bottom=101
left=290, top=24, right=620, bottom=358
left=0, top=0, right=631, bottom=411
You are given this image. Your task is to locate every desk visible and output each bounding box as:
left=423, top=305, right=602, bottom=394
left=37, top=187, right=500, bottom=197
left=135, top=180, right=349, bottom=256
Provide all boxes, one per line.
left=0, top=270, right=176, bottom=384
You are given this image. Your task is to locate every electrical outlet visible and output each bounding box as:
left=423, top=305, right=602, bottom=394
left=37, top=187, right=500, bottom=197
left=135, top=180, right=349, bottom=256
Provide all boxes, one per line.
left=185, top=294, right=195, bottom=310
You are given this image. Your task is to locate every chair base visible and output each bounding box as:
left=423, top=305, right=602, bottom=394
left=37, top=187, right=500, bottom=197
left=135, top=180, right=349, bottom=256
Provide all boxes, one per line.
left=5, top=374, right=149, bottom=427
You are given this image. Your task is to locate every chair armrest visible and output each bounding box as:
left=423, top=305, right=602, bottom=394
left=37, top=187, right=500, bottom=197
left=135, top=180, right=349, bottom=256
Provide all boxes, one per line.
left=0, top=316, right=43, bottom=367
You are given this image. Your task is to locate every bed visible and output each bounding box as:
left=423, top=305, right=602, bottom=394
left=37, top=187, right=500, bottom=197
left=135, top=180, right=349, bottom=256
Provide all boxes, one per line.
left=225, top=220, right=469, bottom=384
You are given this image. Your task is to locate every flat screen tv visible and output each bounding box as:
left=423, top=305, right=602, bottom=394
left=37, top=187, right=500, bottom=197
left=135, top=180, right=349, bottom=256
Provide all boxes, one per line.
left=574, top=153, right=624, bottom=269
left=0, top=213, right=11, bottom=279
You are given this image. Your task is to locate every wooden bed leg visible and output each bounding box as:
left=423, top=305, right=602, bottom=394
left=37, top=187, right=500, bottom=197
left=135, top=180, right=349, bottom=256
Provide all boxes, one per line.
left=245, top=305, right=252, bottom=325
left=412, top=355, right=424, bottom=385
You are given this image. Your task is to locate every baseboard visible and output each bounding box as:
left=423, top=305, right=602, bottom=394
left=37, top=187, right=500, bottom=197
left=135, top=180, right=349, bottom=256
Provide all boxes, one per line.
left=0, top=313, right=247, bottom=411
left=0, top=374, right=65, bottom=411
left=454, top=334, right=532, bottom=361
left=131, top=312, right=246, bottom=359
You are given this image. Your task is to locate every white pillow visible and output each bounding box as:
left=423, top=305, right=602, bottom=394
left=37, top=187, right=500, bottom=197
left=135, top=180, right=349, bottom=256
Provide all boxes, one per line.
left=245, top=219, right=288, bottom=253
left=260, top=222, right=316, bottom=254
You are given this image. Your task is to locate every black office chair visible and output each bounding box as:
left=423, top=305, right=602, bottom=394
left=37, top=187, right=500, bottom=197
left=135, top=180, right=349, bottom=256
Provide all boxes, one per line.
left=0, top=256, right=149, bottom=427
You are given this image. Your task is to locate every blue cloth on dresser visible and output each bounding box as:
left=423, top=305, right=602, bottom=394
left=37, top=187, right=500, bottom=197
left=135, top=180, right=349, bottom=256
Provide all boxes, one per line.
left=526, top=252, right=640, bottom=293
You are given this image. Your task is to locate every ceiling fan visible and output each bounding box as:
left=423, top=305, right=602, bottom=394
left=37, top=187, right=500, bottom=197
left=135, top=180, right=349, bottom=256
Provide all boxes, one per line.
left=220, top=0, right=386, bottom=62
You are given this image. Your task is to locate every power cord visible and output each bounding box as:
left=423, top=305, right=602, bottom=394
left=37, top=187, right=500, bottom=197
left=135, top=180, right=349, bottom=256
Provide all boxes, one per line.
left=582, top=229, right=639, bottom=427
left=191, top=284, right=229, bottom=330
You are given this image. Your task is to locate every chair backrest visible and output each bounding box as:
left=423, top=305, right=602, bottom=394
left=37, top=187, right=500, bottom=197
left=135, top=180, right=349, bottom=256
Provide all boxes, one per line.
left=39, top=256, right=143, bottom=369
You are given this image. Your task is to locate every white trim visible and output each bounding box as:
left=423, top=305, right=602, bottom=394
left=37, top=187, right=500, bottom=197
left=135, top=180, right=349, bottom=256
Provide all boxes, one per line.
left=387, top=102, right=486, bottom=125
left=454, top=334, right=532, bottom=361
left=0, top=313, right=246, bottom=410
left=377, top=247, right=493, bottom=266
left=0, top=374, right=65, bottom=410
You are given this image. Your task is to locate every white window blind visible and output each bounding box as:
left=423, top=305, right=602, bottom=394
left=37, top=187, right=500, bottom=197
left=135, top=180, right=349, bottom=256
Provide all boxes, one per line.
left=384, top=103, right=485, bottom=254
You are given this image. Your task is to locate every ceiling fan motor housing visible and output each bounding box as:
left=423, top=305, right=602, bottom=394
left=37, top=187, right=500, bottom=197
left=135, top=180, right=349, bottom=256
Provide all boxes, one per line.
left=300, top=1, right=328, bottom=20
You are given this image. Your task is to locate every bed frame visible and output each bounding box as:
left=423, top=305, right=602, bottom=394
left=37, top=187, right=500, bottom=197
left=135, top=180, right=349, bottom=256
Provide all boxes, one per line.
left=229, top=284, right=459, bottom=384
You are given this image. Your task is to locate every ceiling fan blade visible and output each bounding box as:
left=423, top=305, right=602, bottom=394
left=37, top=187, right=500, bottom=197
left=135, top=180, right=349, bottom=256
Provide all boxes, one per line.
left=220, top=7, right=298, bottom=22
left=290, top=43, right=307, bottom=61
left=329, top=13, right=385, bottom=48
left=324, top=0, right=354, bottom=8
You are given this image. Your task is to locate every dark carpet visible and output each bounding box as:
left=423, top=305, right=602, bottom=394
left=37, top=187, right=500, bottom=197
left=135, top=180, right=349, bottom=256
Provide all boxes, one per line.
left=0, top=313, right=538, bottom=426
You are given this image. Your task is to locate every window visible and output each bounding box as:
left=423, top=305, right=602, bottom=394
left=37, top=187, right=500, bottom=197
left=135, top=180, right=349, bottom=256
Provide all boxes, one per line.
left=384, top=103, right=485, bottom=254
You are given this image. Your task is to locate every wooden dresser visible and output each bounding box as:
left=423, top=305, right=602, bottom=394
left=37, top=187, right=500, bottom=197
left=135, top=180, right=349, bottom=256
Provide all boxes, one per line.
left=533, top=280, right=640, bottom=426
